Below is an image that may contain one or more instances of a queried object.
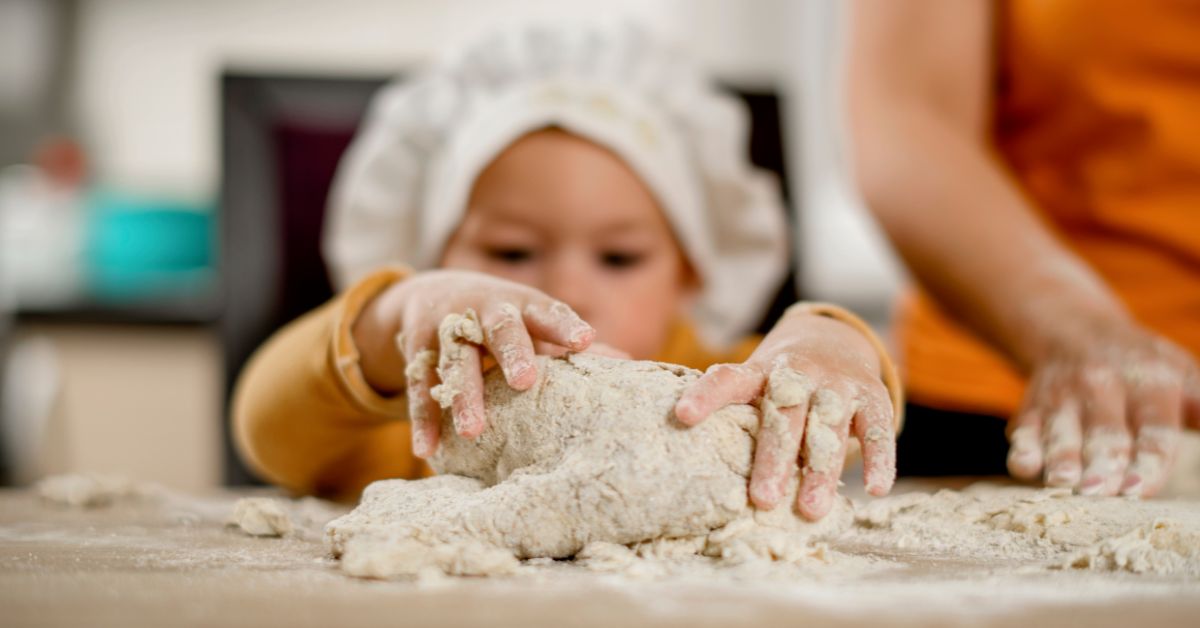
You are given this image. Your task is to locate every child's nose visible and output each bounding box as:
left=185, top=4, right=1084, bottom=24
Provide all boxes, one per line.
left=544, top=260, right=594, bottom=323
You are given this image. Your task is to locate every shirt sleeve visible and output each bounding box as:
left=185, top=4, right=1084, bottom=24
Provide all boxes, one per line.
left=231, top=266, right=431, bottom=500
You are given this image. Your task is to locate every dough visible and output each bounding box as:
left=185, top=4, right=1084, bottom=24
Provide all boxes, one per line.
left=228, top=497, right=293, bottom=537
left=36, top=473, right=144, bottom=508
left=327, top=353, right=849, bottom=578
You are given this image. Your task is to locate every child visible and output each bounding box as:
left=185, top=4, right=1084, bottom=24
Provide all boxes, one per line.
left=233, top=21, right=902, bottom=521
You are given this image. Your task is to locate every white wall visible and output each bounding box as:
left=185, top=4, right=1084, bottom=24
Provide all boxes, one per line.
left=792, top=0, right=904, bottom=314
left=72, top=0, right=902, bottom=312
left=0, top=0, right=55, bottom=114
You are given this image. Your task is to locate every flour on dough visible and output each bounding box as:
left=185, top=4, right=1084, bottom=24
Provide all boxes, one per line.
left=228, top=497, right=294, bottom=537
left=327, top=353, right=849, bottom=578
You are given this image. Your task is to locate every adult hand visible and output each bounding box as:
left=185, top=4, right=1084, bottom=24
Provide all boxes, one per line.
left=1006, top=320, right=1200, bottom=497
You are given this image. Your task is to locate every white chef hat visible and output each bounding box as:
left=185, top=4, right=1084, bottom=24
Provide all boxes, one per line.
left=323, top=20, right=789, bottom=349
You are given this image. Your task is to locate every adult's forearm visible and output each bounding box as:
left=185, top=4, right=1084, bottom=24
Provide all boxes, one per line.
left=849, top=101, right=1130, bottom=371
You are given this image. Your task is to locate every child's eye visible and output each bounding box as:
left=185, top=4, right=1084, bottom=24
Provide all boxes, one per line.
left=600, top=251, right=645, bottom=269
left=486, top=247, right=534, bottom=264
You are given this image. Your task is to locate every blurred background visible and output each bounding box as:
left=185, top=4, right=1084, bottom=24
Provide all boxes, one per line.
left=0, top=0, right=903, bottom=490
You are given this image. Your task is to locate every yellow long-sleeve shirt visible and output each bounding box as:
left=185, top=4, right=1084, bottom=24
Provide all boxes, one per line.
left=232, top=268, right=900, bottom=501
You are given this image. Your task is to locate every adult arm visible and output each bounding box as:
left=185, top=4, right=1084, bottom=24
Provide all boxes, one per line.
left=846, top=0, right=1200, bottom=496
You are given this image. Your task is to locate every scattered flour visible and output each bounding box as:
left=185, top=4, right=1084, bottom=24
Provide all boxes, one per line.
left=227, top=497, right=294, bottom=537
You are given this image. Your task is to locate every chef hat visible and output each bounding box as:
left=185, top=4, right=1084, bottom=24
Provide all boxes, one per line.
left=323, top=20, right=789, bottom=349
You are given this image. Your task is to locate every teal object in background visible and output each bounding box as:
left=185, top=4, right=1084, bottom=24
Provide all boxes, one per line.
left=83, top=188, right=216, bottom=302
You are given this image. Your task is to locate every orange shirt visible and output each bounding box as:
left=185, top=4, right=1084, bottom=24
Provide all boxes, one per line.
left=900, top=0, right=1200, bottom=417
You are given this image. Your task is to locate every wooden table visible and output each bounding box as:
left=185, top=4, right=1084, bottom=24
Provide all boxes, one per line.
left=3, top=483, right=1198, bottom=628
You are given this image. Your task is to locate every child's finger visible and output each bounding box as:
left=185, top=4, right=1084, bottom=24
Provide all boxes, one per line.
left=523, top=299, right=595, bottom=352
left=675, top=363, right=763, bottom=426
left=403, top=343, right=442, bottom=459
left=852, top=391, right=895, bottom=497
left=796, top=389, right=854, bottom=520
left=481, top=302, right=537, bottom=391
left=431, top=310, right=488, bottom=439
left=448, top=345, right=487, bottom=439
left=748, top=365, right=812, bottom=510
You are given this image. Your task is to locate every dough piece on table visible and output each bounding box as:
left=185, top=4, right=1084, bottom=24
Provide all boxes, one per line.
left=36, top=473, right=141, bottom=508
left=1058, top=519, right=1200, bottom=575
left=327, top=353, right=850, bottom=578
left=228, top=497, right=294, bottom=537
left=846, top=483, right=1200, bottom=576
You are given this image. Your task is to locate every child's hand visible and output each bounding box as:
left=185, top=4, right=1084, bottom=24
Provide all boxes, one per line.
left=354, top=270, right=595, bottom=457
left=1006, top=320, right=1200, bottom=497
left=674, top=311, right=896, bottom=520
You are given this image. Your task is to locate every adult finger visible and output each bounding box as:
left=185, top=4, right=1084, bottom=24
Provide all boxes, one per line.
left=1006, top=408, right=1044, bottom=481
left=1122, top=425, right=1180, bottom=497
left=1042, top=400, right=1084, bottom=488
left=797, top=388, right=855, bottom=520
left=480, top=302, right=537, bottom=391
left=748, top=365, right=812, bottom=511
left=1077, top=370, right=1129, bottom=496
left=852, top=389, right=896, bottom=497
left=675, top=363, right=764, bottom=426
left=1079, top=428, right=1131, bottom=496
left=523, top=299, right=595, bottom=352
left=1122, top=378, right=1183, bottom=497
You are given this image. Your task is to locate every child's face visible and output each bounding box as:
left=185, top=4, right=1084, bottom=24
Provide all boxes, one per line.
left=441, top=129, right=697, bottom=360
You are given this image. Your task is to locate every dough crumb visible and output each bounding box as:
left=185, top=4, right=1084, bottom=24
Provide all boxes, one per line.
left=228, top=497, right=293, bottom=537
left=1056, top=519, right=1200, bottom=576
left=340, top=535, right=519, bottom=579
left=36, top=473, right=148, bottom=508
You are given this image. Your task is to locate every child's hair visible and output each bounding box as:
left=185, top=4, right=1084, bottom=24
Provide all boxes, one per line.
left=324, top=20, right=789, bottom=348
